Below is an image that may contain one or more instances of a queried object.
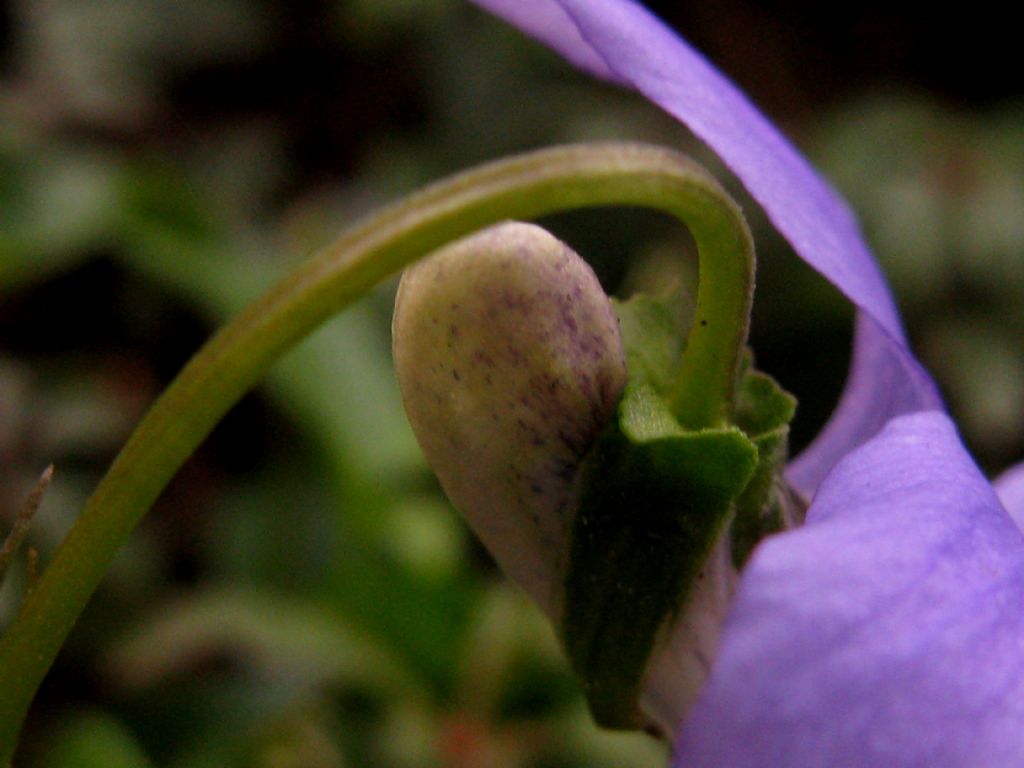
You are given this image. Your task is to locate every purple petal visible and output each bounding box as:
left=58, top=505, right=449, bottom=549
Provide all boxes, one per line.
left=996, top=462, right=1024, bottom=531
left=674, top=411, right=1024, bottom=767
left=785, top=313, right=941, bottom=493
left=466, top=6, right=1024, bottom=762
left=468, top=0, right=944, bottom=491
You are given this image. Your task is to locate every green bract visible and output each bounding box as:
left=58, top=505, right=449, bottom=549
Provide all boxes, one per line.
left=566, top=381, right=757, bottom=728
left=565, top=294, right=796, bottom=732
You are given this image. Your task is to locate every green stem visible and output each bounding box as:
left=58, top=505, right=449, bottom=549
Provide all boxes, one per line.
left=668, top=178, right=755, bottom=427
left=0, top=142, right=753, bottom=761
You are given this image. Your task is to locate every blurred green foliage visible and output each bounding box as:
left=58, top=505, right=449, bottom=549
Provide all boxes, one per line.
left=1, top=1, right=1021, bottom=766
left=813, top=95, right=1024, bottom=470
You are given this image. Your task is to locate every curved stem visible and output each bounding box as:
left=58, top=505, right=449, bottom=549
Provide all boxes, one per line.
left=668, top=178, right=755, bottom=427
left=0, top=142, right=753, bottom=761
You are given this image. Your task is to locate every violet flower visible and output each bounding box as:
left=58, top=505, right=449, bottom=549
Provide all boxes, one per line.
left=465, top=1, right=1024, bottom=764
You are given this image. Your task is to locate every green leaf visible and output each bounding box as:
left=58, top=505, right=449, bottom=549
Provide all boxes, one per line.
left=563, top=383, right=757, bottom=728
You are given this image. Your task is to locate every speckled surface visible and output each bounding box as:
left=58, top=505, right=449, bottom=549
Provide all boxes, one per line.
left=392, top=222, right=627, bottom=617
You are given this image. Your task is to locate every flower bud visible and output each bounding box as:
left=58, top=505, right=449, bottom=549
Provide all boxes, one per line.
left=392, top=222, right=627, bottom=617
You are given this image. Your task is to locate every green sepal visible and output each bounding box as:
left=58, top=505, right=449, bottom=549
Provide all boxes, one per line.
left=730, top=355, right=799, bottom=565
left=616, top=293, right=800, bottom=566
left=563, top=381, right=758, bottom=728
left=613, top=292, right=686, bottom=397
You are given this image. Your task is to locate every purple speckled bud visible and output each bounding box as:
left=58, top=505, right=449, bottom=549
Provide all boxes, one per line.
left=392, top=221, right=627, bottom=617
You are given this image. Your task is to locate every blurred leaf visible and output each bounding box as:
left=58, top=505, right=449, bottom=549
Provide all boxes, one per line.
left=323, top=525, right=477, bottom=703
left=15, top=0, right=267, bottom=125
left=0, top=136, right=120, bottom=287
left=104, top=585, right=421, bottom=697
left=382, top=494, right=465, bottom=585
left=42, top=711, right=154, bottom=768
left=922, top=319, right=1024, bottom=462
left=451, top=586, right=667, bottom=767
left=110, top=162, right=422, bottom=488
left=455, top=586, right=579, bottom=721
left=812, top=94, right=956, bottom=306
left=240, top=702, right=345, bottom=768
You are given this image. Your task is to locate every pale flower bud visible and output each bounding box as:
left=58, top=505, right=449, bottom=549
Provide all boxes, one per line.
left=392, top=221, right=627, bottom=618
